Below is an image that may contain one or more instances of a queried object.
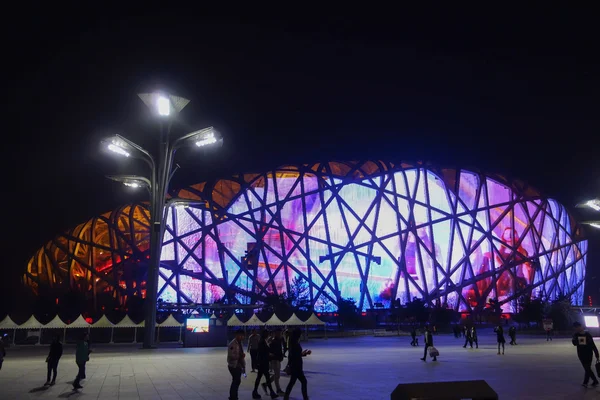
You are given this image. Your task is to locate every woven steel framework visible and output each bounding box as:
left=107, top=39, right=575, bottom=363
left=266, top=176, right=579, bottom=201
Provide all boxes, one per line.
left=25, top=161, right=587, bottom=312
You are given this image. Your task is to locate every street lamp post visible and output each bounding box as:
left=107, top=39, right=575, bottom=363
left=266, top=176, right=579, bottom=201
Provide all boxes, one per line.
left=102, top=93, right=222, bottom=348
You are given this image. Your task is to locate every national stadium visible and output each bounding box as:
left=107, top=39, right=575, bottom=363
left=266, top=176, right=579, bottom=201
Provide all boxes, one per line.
left=24, top=161, right=587, bottom=313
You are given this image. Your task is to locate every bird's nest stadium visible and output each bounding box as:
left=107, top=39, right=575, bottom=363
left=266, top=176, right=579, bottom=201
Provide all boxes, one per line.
left=24, top=161, right=587, bottom=313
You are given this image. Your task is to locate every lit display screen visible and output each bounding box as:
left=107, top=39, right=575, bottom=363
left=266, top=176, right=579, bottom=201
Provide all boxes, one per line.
left=158, top=166, right=587, bottom=312
left=186, top=318, right=209, bottom=333
left=584, top=316, right=599, bottom=328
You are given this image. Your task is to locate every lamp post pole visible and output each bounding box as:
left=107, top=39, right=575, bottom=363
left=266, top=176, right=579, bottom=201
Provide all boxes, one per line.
left=102, top=93, right=222, bottom=349
left=143, top=121, right=172, bottom=348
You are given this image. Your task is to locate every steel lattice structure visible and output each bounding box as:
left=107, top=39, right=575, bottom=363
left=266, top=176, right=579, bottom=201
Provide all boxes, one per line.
left=25, top=161, right=587, bottom=312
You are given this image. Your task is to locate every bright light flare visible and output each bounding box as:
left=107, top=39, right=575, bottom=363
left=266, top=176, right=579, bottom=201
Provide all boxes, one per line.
left=123, top=182, right=140, bottom=188
left=107, top=142, right=130, bottom=157
left=195, top=131, right=217, bottom=147
left=584, top=315, right=599, bottom=328
left=586, top=200, right=600, bottom=212
left=591, top=223, right=600, bottom=229
left=157, top=96, right=170, bottom=116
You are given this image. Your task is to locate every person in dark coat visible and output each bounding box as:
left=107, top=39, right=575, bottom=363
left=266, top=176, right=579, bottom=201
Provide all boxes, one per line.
left=572, top=322, right=600, bottom=387
left=283, top=328, right=310, bottom=400
left=471, top=326, right=479, bottom=349
left=0, top=334, right=6, bottom=371
left=247, top=329, right=260, bottom=373
left=73, top=332, right=90, bottom=390
left=509, top=326, right=517, bottom=345
left=410, top=327, right=417, bottom=346
left=45, top=335, right=63, bottom=385
left=494, top=325, right=506, bottom=355
left=420, top=326, right=437, bottom=362
left=546, top=327, right=553, bottom=341
left=269, top=329, right=285, bottom=395
left=252, top=330, right=278, bottom=399
left=463, top=326, right=473, bottom=348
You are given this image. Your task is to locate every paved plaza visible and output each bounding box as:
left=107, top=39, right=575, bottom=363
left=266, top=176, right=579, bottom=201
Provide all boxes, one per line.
left=0, top=331, right=598, bottom=399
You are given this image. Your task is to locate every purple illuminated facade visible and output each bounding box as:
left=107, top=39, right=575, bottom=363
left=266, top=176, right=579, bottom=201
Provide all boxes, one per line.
left=26, top=161, right=587, bottom=312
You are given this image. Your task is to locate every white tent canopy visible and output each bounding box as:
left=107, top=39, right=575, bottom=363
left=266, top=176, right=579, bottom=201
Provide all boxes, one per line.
left=0, top=316, right=18, bottom=329
left=158, top=314, right=182, bottom=327
left=17, top=315, right=42, bottom=329
left=244, top=314, right=265, bottom=326
left=264, top=314, right=286, bottom=326
left=283, top=314, right=304, bottom=326
left=115, top=315, right=141, bottom=328
left=92, top=315, right=115, bottom=328
left=304, top=313, right=326, bottom=325
left=227, top=314, right=245, bottom=327
left=44, top=315, right=66, bottom=328
left=67, top=315, right=91, bottom=328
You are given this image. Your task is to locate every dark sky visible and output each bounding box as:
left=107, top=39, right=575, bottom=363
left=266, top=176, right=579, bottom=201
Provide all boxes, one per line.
left=2, top=9, right=599, bottom=302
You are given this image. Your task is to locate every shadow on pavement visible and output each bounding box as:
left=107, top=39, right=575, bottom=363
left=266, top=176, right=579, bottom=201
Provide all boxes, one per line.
left=58, top=390, right=81, bottom=398
left=29, top=386, right=49, bottom=393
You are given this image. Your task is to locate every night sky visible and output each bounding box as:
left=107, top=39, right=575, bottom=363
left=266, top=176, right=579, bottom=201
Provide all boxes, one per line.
left=2, top=9, right=599, bottom=308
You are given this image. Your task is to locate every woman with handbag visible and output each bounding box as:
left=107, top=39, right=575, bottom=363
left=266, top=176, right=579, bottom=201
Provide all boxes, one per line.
left=44, top=335, right=63, bottom=385
left=420, top=326, right=437, bottom=362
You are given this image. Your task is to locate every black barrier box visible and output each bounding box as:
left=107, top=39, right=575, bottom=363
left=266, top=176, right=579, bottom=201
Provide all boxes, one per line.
left=391, top=380, right=498, bottom=400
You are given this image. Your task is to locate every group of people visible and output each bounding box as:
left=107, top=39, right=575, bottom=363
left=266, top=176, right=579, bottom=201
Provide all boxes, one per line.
left=0, top=332, right=90, bottom=390
left=228, top=327, right=310, bottom=400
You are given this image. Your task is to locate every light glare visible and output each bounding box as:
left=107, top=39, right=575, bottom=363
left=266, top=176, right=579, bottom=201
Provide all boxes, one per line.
left=157, top=96, right=170, bottom=116
left=591, top=223, right=600, bottom=229
left=123, top=182, right=140, bottom=188
left=584, top=315, right=599, bottom=328
left=586, top=200, right=600, bottom=212
left=107, top=143, right=130, bottom=157
left=195, top=131, right=217, bottom=147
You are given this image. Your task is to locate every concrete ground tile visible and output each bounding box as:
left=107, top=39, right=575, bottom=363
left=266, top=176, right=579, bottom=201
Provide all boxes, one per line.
left=4, top=332, right=600, bottom=399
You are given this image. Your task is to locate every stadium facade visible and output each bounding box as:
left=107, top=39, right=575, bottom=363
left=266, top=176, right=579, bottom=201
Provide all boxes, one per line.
left=25, top=161, right=587, bottom=313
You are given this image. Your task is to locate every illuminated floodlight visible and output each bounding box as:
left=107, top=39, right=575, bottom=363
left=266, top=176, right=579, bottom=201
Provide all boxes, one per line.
left=587, top=199, right=600, bottom=212
left=107, top=141, right=131, bottom=157
left=591, top=223, right=600, bottom=229
left=106, top=175, right=151, bottom=190
left=584, top=315, right=599, bottom=328
left=138, top=92, right=190, bottom=116
left=157, top=96, right=170, bottom=116
left=194, top=128, right=219, bottom=147
left=196, top=134, right=217, bottom=147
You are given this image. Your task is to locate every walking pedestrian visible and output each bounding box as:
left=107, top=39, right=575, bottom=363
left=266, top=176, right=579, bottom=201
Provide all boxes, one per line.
left=509, top=326, right=517, bottom=345
left=282, top=329, right=289, bottom=357
left=0, top=334, right=6, bottom=371
left=227, top=329, right=246, bottom=400
left=248, top=329, right=260, bottom=373
left=410, top=326, right=417, bottom=346
left=420, top=326, right=437, bottom=362
left=269, top=329, right=285, bottom=396
left=572, top=322, right=600, bottom=388
left=463, top=326, right=473, bottom=348
left=471, top=326, right=479, bottom=349
left=283, top=328, right=310, bottom=400
left=45, top=335, right=63, bottom=386
left=546, top=327, right=553, bottom=341
left=72, top=333, right=90, bottom=390
left=494, top=325, right=506, bottom=355
left=253, top=329, right=278, bottom=399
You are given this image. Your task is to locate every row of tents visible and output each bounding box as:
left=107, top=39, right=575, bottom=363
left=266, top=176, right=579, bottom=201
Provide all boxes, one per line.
left=227, top=313, right=325, bottom=327
left=0, top=314, right=182, bottom=329
left=0, top=312, right=326, bottom=330
left=0, top=313, right=326, bottom=344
